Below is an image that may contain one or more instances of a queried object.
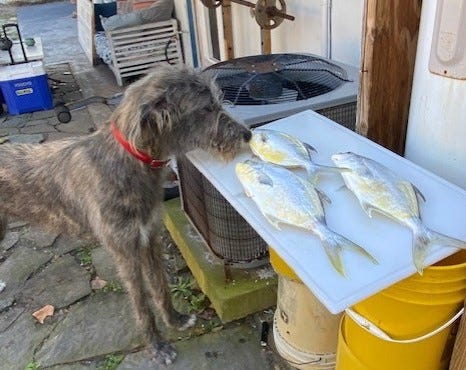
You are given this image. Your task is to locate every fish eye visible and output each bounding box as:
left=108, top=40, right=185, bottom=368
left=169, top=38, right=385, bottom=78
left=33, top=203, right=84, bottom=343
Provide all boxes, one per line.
left=260, top=134, right=267, bottom=143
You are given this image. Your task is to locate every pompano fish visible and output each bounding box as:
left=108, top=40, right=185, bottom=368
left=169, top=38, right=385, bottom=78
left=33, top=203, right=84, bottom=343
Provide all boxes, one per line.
left=249, top=129, right=346, bottom=181
left=235, top=159, right=378, bottom=276
left=331, top=152, right=466, bottom=273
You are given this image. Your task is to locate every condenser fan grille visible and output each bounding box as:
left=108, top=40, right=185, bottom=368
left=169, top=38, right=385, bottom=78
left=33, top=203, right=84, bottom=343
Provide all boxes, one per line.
left=203, top=54, right=350, bottom=106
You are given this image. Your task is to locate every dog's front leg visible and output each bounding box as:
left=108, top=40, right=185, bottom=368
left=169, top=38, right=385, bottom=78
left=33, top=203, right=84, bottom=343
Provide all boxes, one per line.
left=141, top=234, right=196, bottom=331
left=0, top=214, right=7, bottom=241
left=102, top=236, right=178, bottom=365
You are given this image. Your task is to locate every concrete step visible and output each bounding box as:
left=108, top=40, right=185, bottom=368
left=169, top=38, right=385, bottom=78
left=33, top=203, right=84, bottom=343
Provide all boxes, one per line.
left=163, top=197, right=278, bottom=323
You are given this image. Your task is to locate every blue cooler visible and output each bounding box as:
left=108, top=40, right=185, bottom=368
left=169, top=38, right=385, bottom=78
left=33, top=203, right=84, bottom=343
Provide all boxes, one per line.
left=0, top=61, right=53, bottom=115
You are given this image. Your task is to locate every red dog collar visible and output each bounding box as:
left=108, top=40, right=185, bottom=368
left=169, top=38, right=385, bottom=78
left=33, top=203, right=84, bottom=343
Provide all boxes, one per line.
left=111, top=122, right=169, bottom=169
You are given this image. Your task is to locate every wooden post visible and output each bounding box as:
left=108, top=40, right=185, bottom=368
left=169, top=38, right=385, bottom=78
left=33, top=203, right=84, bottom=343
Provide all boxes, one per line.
left=357, top=0, right=422, bottom=155
left=450, top=300, right=466, bottom=370
left=222, top=0, right=235, bottom=59
left=261, top=28, right=271, bottom=54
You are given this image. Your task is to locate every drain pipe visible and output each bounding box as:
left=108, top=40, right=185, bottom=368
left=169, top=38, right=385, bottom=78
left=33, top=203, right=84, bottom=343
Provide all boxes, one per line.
left=321, top=0, right=332, bottom=59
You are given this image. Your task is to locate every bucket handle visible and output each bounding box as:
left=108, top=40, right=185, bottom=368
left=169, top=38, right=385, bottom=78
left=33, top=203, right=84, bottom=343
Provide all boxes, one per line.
left=345, top=307, right=464, bottom=344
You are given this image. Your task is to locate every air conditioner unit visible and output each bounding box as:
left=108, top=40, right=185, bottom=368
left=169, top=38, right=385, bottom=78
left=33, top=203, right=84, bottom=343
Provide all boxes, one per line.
left=178, top=53, right=359, bottom=267
left=206, top=53, right=359, bottom=128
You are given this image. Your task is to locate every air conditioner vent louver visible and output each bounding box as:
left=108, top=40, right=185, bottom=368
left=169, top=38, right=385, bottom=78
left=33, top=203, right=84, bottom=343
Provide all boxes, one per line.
left=203, top=53, right=350, bottom=105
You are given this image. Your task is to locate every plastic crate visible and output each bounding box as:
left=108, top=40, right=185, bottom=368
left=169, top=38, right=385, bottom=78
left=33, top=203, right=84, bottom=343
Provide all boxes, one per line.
left=0, top=62, right=53, bottom=115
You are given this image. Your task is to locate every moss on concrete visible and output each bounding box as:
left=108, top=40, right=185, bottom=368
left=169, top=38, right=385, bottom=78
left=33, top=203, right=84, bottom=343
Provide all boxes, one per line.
left=163, top=198, right=277, bottom=323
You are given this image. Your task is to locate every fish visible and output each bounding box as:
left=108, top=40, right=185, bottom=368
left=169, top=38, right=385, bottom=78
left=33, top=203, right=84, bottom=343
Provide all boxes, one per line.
left=331, top=151, right=466, bottom=273
left=235, top=159, right=378, bottom=276
left=249, top=129, right=347, bottom=181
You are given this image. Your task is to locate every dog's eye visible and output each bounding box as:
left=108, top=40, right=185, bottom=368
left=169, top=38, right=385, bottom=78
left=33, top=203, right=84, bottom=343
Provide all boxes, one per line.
left=202, top=107, right=215, bottom=113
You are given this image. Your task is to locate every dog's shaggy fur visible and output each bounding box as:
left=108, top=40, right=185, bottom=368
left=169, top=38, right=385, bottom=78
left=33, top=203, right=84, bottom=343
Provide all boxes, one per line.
left=0, top=65, right=251, bottom=364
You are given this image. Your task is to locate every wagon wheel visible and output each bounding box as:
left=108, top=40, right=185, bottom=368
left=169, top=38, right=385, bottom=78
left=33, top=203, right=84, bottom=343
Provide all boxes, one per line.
left=255, top=0, right=287, bottom=30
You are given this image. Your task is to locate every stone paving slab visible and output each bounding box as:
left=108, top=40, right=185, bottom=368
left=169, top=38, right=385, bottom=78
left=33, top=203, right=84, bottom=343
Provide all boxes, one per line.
left=7, top=133, right=45, bottom=144
left=30, top=110, right=58, bottom=120
left=22, top=227, right=59, bottom=249
left=21, top=123, right=58, bottom=134
left=19, top=255, right=92, bottom=309
left=49, top=235, right=88, bottom=257
left=0, top=305, right=25, bottom=332
left=47, top=364, right=98, bottom=370
left=0, top=127, right=19, bottom=136
left=0, top=231, right=20, bottom=251
left=46, top=132, right=81, bottom=141
left=0, top=116, right=29, bottom=128
left=0, top=245, right=53, bottom=311
left=35, top=292, right=144, bottom=368
left=8, top=220, right=29, bottom=230
left=119, top=324, right=274, bottom=370
left=0, top=310, right=62, bottom=370
left=92, top=246, right=120, bottom=283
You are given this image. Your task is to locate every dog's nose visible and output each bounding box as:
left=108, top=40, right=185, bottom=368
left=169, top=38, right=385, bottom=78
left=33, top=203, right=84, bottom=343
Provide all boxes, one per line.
left=243, top=130, right=252, bottom=142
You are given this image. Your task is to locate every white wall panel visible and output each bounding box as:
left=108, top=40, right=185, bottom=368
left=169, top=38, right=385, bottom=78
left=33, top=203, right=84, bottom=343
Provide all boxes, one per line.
left=194, top=0, right=364, bottom=68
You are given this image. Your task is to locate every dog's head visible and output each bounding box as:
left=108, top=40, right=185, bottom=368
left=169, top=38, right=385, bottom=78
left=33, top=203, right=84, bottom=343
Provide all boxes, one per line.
left=111, top=65, right=251, bottom=161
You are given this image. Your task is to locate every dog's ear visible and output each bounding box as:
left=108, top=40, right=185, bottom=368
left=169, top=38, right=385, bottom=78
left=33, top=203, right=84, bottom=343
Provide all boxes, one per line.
left=139, top=96, right=171, bottom=134
left=140, top=93, right=165, bottom=118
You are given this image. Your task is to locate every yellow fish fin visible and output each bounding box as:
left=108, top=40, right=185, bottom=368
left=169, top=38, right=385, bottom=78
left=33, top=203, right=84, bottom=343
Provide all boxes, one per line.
left=343, top=242, right=379, bottom=265
left=323, top=232, right=378, bottom=277
left=413, top=223, right=466, bottom=275
left=397, top=181, right=420, bottom=215
left=322, top=244, right=346, bottom=277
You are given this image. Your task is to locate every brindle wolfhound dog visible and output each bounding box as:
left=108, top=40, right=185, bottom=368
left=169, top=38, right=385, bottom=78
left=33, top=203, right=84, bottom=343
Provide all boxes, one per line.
left=0, top=65, right=251, bottom=364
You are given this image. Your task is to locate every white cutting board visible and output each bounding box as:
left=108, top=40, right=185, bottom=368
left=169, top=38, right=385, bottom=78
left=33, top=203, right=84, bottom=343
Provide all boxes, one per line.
left=187, top=110, right=466, bottom=314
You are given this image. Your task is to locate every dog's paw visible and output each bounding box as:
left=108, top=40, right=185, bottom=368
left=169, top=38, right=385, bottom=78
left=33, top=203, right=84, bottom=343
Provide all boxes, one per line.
left=177, top=313, right=196, bottom=331
left=150, top=341, right=177, bottom=365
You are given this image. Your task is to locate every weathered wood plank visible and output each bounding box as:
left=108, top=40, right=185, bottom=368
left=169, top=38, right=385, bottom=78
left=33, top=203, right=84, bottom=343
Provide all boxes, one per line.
left=222, top=0, right=235, bottom=59
left=357, top=0, right=422, bottom=155
left=261, top=28, right=271, bottom=54
left=77, top=0, right=96, bottom=65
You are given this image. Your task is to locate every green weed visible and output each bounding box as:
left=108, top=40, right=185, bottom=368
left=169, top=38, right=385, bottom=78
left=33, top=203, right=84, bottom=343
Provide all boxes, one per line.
left=76, top=246, right=93, bottom=266
left=24, top=363, right=39, bottom=370
left=98, top=354, right=124, bottom=370
left=170, top=277, right=208, bottom=313
left=102, top=280, right=125, bottom=293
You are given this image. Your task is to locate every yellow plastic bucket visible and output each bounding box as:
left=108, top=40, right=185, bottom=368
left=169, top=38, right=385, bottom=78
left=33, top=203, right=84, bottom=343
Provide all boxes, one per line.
left=337, top=251, right=466, bottom=370
left=270, top=248, right=342, bottom=369
left=269, top=247, right=300, bottom=281
left=339, top=310, right=456, bottom=370
left=352, top=250, right=466, bottom=338
left=335, top=316, right=369, bottom=370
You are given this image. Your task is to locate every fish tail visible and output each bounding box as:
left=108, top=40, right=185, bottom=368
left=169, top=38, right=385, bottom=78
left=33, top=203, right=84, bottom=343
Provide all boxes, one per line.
left=322, top=232, right=378, bottom=277
left=412, top=224, right=466, bottom=274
